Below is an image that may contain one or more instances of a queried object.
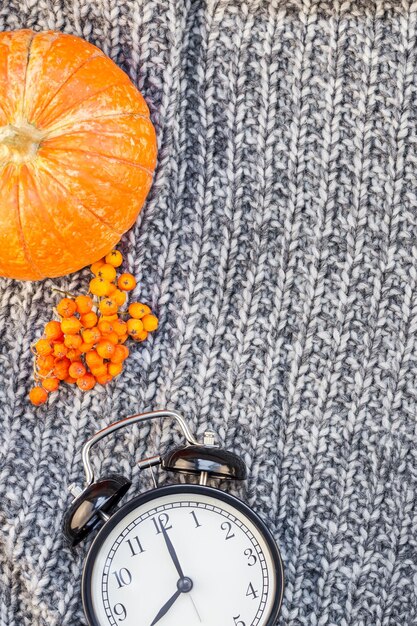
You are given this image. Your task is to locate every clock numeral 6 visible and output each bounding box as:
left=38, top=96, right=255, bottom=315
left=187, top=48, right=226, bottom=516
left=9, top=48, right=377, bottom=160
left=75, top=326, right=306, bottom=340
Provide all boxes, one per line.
left=244, top=547, right=257, bottom=566
left=233, top=615, right=246, bottom=626
left=221, top=520, right=235, bottom=540
left=152, top=512, right=173, bottom=534
left=113, top=603, right=127, bottom=622
left=112, top=567, right=132, bottom=588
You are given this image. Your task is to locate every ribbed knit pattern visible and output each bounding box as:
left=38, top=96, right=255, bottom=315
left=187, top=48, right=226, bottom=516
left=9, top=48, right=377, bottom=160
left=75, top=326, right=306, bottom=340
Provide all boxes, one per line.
left=1, top=1, right=417, bottom=624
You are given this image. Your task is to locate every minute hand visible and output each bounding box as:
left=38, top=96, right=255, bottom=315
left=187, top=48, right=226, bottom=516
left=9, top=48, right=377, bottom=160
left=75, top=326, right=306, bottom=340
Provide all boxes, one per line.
left=161, top=524, right=185, bottom=578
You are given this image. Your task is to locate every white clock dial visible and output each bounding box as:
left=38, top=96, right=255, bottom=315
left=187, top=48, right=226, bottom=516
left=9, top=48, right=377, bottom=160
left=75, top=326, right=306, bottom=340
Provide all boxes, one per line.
left=84, top=488, right=282, bottom=626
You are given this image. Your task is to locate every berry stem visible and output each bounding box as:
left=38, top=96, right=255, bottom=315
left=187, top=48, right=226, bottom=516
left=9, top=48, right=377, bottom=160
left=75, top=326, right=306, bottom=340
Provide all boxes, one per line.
left=52, top=287, right=79, bottom=298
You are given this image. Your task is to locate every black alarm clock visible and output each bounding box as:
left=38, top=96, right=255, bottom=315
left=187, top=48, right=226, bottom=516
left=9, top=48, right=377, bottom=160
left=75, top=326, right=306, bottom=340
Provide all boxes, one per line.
left=63, top=409, right=284, bottom=626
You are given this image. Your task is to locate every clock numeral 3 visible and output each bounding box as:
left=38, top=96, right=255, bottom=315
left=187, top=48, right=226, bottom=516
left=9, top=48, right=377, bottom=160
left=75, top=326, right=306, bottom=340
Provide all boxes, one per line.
left=244, top=547, right=257, bottom=566
left=112, top=567, right=132, bottom=588
left=246, top=582, right=259, bottom=600
left=221, top=521, right=235, bottom=540
left=152, top=512, right=173, bottom=534
left=233, top=615, right=246, bottom=626
left=126, top=535, right=145, bottom=556
left=113, top=603, right=127, bottom=621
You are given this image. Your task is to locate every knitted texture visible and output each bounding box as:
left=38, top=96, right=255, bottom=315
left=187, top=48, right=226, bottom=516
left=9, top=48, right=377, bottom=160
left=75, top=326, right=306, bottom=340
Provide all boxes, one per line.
left=1, top=0, right=417, bottom=624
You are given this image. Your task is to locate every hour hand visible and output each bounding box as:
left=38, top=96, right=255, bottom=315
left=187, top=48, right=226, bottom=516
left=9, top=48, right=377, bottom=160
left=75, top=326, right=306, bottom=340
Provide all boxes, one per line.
left=150, top=588, right=181, bottom=625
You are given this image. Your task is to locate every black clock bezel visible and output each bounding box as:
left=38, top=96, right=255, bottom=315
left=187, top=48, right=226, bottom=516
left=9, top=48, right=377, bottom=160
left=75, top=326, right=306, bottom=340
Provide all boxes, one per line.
left=81, top=484, right=284, bottom=626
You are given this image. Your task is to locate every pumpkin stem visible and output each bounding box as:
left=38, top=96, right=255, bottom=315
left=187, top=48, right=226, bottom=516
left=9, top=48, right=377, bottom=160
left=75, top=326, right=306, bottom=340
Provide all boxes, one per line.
left=0, top=122, right=44, bottom=163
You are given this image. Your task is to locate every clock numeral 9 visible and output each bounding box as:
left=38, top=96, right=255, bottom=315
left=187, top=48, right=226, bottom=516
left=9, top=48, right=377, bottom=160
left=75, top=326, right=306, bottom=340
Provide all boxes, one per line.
left=244, top=547, right=257, bottom=566
left=113, top=603, right=127, bottom=622
left=152, top=512, right=173, bottom=534
left=233, top=615, right=246, bottom=626
left=112, top=567, right=132, bottom=588
left=221, top=521, right=235, bottom=540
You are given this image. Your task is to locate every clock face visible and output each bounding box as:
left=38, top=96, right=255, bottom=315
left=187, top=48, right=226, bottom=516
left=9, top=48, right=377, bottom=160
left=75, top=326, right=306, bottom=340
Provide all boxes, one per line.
left=83, top=485, right=283, bottom=626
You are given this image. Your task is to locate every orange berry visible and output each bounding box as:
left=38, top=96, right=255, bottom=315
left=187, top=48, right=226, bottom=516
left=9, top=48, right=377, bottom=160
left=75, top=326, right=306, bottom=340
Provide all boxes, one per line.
left=64, top=375, right=77, bottom=384
left=53, top=357, right=71, bottom=380
left=89, top=277, right=112, bottom=297
left=80, top=341, right=95, bottom=353
left=106, top=331, right=119, bottom=345
left=118, top=273, right=136, bottom=291
left=75, top=295, right=94, bottom=315
left=127, top=318, right=144, bottom=337
left=29, top=386, right=48, bottom=406
left=112, top=319, right=127, bottom=336
left=108, top=362, right=123, bottom=377
left=44, top=320, right=63, bottom=341
left=96, top=340, right=116, bottom=359
left=82, top=327, right=101, bottom=344
left=105, top=249, right=123, bottom=267
left=111, top=345, right=129, bottom=364
left=36, top=368, right=52, bottom=378
left=68, top=361, right=86, bottom=379
left=81, top=311, right=98, bottom=328
left=133, top=329, right=148, bottom=342
left=91, top=364, right=108, bottom=378
left=107, top=282, right=117, bottom=296
left=67, top=348, right=82, bottom=361
left=61, top=317, right=82, bottom=335
left=112, top=289, right=127, bottom=306
left=85, top=350, right=104, bottom=369
left=99, top=298, right=118, bottom=316
left=35, top=338, right=53, bottom=356
left=97, top=263, right=117, bottom=282
left=56, top=298, right=77, bottom=318
left=118, top=333, right=129, bottom=344
left=96, top=373, right=113, bottom=385
left=53, top=342, right=68, bottom=358
left=98, top=319, right=113, bottom=334
left=90, top=259, right=105, bottom=275
left=42, top=377, right=60, bottom=392
left=77, top=374, right=96, bottom=391
left=128, top=303, right=151, bottom=319
left=142, top=314, right=159, bottom=332
left=36, top=354, right=55, bottom=371
left=101, top=314, right=118, bottom=322
left=64, top=334, right=83, bottom=349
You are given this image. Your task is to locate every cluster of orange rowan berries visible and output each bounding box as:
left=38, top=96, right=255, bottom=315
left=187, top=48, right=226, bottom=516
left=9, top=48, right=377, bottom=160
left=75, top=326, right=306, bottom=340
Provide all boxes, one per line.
left=29, top=249, right=158, bottom=406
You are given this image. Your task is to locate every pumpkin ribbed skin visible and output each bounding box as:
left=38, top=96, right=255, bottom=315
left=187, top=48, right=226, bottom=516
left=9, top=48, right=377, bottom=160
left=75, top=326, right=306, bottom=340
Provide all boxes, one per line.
left=0, top=29, right=157, bottom=280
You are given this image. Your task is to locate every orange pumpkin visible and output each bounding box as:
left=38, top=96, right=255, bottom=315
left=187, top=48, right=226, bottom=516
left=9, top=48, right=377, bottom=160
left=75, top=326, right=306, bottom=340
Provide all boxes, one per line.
left=0, top=29, right=157, bottom=280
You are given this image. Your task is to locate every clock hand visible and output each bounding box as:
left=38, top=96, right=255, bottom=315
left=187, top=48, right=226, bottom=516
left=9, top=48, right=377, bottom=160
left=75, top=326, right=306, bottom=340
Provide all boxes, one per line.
left=189, top=594, right=202, bottom=622
left=160, top=523, right=185, bottom=579
left=150, top=588, right=181, bottom=626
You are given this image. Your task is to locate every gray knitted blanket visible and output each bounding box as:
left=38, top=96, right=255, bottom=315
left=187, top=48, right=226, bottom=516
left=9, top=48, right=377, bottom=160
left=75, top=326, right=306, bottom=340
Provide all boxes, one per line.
left=1, top=0, right=417, bottom=624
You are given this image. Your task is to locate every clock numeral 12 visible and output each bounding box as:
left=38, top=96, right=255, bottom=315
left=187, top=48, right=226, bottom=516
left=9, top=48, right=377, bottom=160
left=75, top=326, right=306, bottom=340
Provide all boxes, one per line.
left=112, top=568, right=132, bottom=588
left=233, top=616, right=246, bottom=626
left=152, top=512, right=173, bottom=534
left=113, top=603, right=127, bottom=622
left=126, top=535, right=145, bottom=557
left=246, top=582, right=259, bottom=600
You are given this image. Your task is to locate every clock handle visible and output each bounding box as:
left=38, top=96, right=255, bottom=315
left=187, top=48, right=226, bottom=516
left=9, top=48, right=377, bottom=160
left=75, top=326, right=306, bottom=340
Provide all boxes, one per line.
left=81, top=409, right=199, bottom=487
